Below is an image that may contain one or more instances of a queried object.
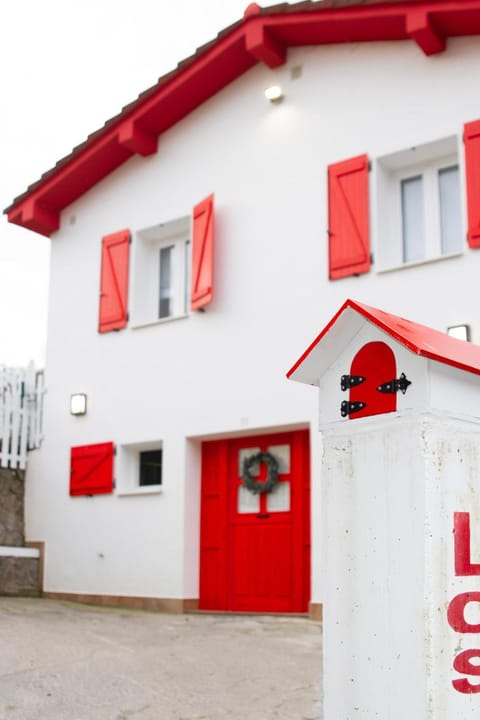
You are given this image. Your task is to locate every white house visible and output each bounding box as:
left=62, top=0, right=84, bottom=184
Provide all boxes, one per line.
left=4, top=0, right=480, bottom=618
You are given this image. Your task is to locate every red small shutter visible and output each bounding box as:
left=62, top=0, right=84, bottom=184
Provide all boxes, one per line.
left=70, top=442, right=114, bottom=496
left=99, top=230, right=130, bottom=332
left=328, top=154, right=370, bottom=280
left=464, top=120, right=480, bottom=248
left=191, top=194, right=214, bottom=311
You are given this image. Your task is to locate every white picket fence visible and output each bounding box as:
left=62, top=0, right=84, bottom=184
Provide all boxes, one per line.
left=0, top=364, right=45, bottom=470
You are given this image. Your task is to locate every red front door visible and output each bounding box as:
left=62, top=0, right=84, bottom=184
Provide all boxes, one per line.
left=199, top=430, right=310, bottom=613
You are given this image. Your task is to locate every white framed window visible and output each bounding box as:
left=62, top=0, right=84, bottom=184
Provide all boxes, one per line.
left=376, top=136, right=464, bottom=270
left=117, top=440, right=163, bottom=496
left=131, top=216, right=190, bottom=326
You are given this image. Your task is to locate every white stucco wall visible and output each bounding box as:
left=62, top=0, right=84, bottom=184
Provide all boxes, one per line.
left=24, top=36, right=480, bottom=603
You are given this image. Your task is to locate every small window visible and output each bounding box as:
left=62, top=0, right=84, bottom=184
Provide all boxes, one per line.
left=159, top=246, right=173, bottom=318
left=117, top=441, right=163, bottom=495
left=131, top=216, right=190, bottom=326
left=376, top=137, right=464, bottom=269
left=139, top=449, right=162, bottom=487
left=438, top=165, right=462, bottom=255
left=401, top=175, right=425, bottom=263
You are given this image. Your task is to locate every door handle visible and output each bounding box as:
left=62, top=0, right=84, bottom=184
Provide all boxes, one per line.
left=256, top=513, right=270, bottom=519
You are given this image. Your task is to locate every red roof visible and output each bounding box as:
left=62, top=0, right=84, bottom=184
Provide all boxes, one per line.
left=287, top=299, right=480, bottom=383
left=5, top=0, right=480, bottom=237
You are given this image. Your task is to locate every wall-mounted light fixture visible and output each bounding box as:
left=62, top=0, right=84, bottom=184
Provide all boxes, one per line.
left=264, top=85, right=284, bottom=103
left=70, top=393, right=87, bottom=416
left=447, top=324, right=471, bottom=342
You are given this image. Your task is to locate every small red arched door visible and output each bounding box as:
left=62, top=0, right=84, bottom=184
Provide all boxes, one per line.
left=342, top=341, right=397, bottom=419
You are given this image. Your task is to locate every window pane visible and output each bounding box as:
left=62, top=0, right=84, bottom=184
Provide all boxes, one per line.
left=238, top=485, right=260, bottom=514
left=267, top=444, right=290, bottom=474
left=139, top=449, right=162, bottom=486
left=439, top=165, right=462, bottom=255
left=238, top=448, right=261, bottom=477
left=266, top=481, right=290, bottom=513
left=401, top=175, right=425, bottom=263
left=159, top=246, right=173, bottom=318
left=184, top=240, right=191, bottom=314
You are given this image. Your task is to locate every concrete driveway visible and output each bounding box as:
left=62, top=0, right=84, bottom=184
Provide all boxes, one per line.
left=0, top=598, right=323, bottom=720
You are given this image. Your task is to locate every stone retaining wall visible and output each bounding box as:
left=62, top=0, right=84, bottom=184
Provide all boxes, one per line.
left=0, top=468, right=25, bottom=547
left=0, top=468, right=40, bottom=596
left=0, top=557, right=40, bottom=596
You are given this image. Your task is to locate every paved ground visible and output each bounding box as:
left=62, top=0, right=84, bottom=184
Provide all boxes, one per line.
left=0, top=598, right=323, bottom=720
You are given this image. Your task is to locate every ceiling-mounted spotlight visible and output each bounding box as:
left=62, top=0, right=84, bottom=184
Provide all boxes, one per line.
left=264, top=85, right=284, bottom=103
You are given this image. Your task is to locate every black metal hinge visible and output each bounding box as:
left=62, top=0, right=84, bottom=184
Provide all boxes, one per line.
left=341, top=400, right=366, bottom=417
left=377, top=372, right=411, bottom=395
left=341, top=374, right=366, bottom=391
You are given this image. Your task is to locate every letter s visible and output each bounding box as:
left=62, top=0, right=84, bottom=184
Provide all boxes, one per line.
left=452, top=649, right=480, bottom=694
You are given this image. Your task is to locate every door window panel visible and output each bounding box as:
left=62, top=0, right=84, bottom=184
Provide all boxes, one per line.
left=238, top=447, right=260, bottom=477
left=267, top=444, right=290, bottom=474
left=238, top=485, right=260, bottom=514
left=267, top=481, right=291, bottom=513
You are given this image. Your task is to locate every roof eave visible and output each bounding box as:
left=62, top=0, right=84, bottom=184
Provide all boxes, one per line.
left=6, top=0, right=480, bottom=236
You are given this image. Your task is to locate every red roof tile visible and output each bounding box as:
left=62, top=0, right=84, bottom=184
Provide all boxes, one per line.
left=287, top=299, right=480, bottom=383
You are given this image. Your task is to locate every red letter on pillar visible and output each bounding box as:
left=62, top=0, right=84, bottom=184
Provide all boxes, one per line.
left=453, top=649, right=480, bottom=694
left=454, top=512, right=480, bottom=576
left=447, top=592, right=480, bottom=634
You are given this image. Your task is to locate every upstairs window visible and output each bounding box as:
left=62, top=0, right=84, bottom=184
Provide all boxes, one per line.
left=131, top=216, right=190, bottom=326
left=376, top=137, right=464, bottom=269
left=130, top=194, right=214, bottom=327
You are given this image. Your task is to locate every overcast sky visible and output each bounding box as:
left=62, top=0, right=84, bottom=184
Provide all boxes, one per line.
left=0, top=0, right=281, bottom=367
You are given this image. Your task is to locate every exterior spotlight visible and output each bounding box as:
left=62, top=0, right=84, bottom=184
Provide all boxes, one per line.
left=264, top=85, right=284, bottom=103
left=447, top=324, right=471, bottom=342
left=70, top=393, right=87, bottom=416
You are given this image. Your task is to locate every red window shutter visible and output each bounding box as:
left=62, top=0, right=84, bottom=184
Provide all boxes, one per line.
left=99, top=230, right=130, bottom=332
left=70, top=442, right=114, bottom=496
left=328, top=154, right=370, bottom=280
left=191, top=194, right=214, bottom=311
left=464, top=120, right=480, bottom=248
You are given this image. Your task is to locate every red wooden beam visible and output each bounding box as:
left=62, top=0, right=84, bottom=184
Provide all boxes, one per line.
left=117, top=121, right=158, bottom=156
left=244, top=19, right=287, bottom=68
left=407, top=11, right=446, bottom=55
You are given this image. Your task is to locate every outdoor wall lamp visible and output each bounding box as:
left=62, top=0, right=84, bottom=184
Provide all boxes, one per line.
left=70, top=393, right=87, bottom=416
left=264, top=85, right=284, bottom=103
left=447, top=324, right=471, bottom=342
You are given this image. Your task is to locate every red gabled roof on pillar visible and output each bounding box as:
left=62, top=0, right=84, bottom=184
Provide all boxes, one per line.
left=5, top=0, right=480, bottom=237
left=287, top=299, right=480, bottom=385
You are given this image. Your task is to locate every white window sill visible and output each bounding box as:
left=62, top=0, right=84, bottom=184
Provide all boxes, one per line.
left=117, top=486, right=163, bottom=497
left=376, top=251, right=463, bottom=275
left=130, top=313, right=189, bottom=330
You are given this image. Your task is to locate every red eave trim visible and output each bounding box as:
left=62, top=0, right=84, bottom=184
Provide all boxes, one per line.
left=287, top=299, right=480, bottom=379
left=6, top=0, right=480, bottom=237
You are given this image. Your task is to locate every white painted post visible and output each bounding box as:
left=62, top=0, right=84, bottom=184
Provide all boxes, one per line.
left=288, top=301, right=480, bottom=719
